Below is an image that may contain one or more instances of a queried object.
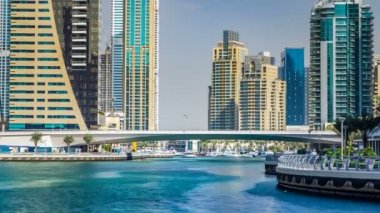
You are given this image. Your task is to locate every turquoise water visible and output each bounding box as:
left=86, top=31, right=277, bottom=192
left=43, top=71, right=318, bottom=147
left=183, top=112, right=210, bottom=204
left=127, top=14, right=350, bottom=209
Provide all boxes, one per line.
left=0, top=158, right=379, bottom=212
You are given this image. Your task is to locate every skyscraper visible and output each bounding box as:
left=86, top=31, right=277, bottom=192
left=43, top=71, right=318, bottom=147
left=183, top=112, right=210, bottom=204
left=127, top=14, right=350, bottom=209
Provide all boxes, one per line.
left=240, top=55, right=286, bottom=131
left=111, top=0, right=124, bottom=113
left=208, top=31, right=248, bottom=130
left=9, top=0, right=87, bottom=130
left=99, top=46, right=112, bottom=113
left=123, top=0, right=159, bottom=130
left=281, top=48, right=307, bottom=126
left=0, top=0, right=9, bottom=130
left=309, top=0, right=374, bottom=129
left=53, top=0, right=100, bottom=129
left=373, top=55, right=380, bottom=114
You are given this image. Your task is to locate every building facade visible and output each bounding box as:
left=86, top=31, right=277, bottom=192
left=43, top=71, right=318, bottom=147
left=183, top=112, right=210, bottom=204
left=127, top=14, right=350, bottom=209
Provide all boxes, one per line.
left=208, top=31, right=248, bottom=130
left=309, top=0, right=374, bottom=129
left=123, top=0, right=159, bottom=131
left=240, top=55, right=286, bottom=131
left=99, top=46, right=112, bottom=113
left=53, top=0, right=100, bottom=129
left=9, top=0, right=87, bottom=130
left=373, top=55, right=380, bottom=115
left=281, top=48, right=307, bottom=125
left=0, top=0, right=9, bottom=130
left=111, top=0, right=124, bottom=112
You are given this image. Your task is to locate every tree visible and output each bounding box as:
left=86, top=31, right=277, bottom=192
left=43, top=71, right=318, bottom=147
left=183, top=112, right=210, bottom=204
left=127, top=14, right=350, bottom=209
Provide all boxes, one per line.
left=31, top=132, right=43, bottom=153
left=83, top=134, right=94, bottom=153
left=63, top=135, right=75, bottom=154
left=333, top=116, right=380, bottom=148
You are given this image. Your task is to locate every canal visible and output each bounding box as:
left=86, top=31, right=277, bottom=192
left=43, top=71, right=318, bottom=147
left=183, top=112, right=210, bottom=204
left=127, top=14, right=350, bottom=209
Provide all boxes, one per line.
left=0, top=158, right=379, bottom=212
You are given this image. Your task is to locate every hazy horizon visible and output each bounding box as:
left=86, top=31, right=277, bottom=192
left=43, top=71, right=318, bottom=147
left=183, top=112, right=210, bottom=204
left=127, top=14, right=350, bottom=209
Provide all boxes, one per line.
left=100, top=0, right=380, bottom=131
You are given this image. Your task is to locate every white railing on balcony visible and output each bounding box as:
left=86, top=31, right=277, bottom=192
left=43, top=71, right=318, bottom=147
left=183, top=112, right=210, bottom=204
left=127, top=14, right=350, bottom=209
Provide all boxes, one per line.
left=277, top=154, right=380, bottom=172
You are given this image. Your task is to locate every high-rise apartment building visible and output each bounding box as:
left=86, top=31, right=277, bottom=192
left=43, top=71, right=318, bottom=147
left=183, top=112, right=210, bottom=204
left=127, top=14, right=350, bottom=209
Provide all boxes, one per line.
left=99, top=46, right=112, bottom=113
left=123, top=0, right=159, bottom=130
left=309, top=0, right=374, bottom=129
left=53, top=0, right=100, bottom=129
left=373, top=55, right=380, bottom=97
left=373, top=55, right=380, bottom=113
left=8, top=0, right=87, bottom=130
left=111, top=0, right=124, bottom=112
left=0, top=0, right=9, bottom=130
left=281, top=48, right=307, bottom=125
left=208, top=31, right=248, bottom=130
left=240, top=55, right=286, bottom=131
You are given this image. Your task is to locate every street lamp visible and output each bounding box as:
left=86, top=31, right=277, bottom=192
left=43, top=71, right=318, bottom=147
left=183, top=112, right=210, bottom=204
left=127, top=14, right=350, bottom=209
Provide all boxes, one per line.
left=308, top=129, right=312, bottom=152
left=340, top=118, right=346, bottom=160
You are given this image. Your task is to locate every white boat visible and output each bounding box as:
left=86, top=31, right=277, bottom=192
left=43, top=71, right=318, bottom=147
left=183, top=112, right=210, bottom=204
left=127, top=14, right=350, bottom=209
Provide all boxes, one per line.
left=183, top=153, right=197, bottom=158
left=250, top=151, right=259, bottom=157
left=241, top=153, right=253, bottom=158
left=174, top=152, right=185, bottom=157
left=222, top=150, right=235, bottom=157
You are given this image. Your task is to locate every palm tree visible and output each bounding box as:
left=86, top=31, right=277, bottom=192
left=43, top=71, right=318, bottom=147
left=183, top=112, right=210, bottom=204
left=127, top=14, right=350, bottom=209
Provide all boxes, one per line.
left=334, top=116, right=380, bottom=148
left=83, top=134, right=94, bottom=153
left=63, top=135, right=75, bottom=154
left=31, top=132, right=43, bottom=153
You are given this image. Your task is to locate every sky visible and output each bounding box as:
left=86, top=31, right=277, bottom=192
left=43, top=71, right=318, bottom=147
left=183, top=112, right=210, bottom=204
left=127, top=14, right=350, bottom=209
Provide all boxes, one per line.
left=101, top=0, right=380, bottom=131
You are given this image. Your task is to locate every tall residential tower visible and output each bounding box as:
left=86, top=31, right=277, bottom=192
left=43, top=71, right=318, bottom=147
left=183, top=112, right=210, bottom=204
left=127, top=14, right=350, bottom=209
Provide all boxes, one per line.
left=240, top=55, right=286, bottom=131
left=53, top=0, right=100, bottom=129
left=309, top=0, right=374, bottom=129
left=0, top=0, right=9, bottom=130
left=123, top=0, right=159, bottom=130
left=208, top=31, right=248, bottom=130
left=99, top=46, right=112, bottom=113
left=111, top=0, right=124, bottom=113
left=9, top=0, right=87, bottom=130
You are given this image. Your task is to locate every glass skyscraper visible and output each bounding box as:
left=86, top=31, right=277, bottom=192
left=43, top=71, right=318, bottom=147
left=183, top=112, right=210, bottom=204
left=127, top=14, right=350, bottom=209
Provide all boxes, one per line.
left=0, top=0, right=9, bottom=130
left=123, top=0, right=159, bottom=130
left=111, top=0, right=124, bottom=113
left=281, top=48, right=307, bottom=126
left=309, top=0, right=374, bottom=129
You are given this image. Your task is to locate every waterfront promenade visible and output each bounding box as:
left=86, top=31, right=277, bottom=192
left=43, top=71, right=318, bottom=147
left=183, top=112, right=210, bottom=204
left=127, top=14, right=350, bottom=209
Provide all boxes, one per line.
left=0, top=152, right=174, bottom=162
left=276, top=155, right=380, bottom=200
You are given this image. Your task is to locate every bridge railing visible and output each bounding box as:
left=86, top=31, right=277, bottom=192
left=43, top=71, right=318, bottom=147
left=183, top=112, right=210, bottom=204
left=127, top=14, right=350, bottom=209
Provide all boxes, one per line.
left=278, top=154, right=380, bottom=172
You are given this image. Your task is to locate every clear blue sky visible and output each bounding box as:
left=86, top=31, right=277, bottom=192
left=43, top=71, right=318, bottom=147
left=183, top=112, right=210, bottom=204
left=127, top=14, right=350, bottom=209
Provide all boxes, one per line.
left=101, top=0, right=380, bottom=131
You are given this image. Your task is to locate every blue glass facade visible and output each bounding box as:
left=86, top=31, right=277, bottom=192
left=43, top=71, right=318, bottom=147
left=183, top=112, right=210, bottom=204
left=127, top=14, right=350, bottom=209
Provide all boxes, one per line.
left=282, top=48, right=306, bottom=125
left=111, top=0, right=124, bottom=112
left=0, top=0, right=9, bottom=128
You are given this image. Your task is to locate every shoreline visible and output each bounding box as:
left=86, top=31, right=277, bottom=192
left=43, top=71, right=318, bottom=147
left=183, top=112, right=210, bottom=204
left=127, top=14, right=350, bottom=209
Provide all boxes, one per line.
left=0, top=153, right=174, bottom=162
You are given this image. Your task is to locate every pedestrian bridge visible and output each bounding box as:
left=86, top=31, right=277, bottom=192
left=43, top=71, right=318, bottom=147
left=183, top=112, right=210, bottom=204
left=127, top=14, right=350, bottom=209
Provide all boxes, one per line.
left=0, top=130, right=340, bottom=148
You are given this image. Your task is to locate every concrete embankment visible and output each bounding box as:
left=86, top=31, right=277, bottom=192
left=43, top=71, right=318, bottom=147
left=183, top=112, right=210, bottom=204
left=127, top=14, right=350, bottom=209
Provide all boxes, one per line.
left=0, top=153, right=174, bottom=162
left=276, top=155, right=380, bottom=200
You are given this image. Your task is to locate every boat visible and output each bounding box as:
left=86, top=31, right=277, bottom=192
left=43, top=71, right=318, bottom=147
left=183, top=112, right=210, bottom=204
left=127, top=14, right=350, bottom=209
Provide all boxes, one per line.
left=183, top=153, right=197, bottom=158
left=241, top=153, right=253, bottom=158
left=221, top=150, right=235, bottom=157
left=174, top=152, right=185, bottom=157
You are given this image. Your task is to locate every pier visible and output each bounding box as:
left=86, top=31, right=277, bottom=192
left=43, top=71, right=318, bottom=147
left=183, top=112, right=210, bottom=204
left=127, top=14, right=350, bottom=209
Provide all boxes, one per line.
left=276, top=155, right=380, bottom=200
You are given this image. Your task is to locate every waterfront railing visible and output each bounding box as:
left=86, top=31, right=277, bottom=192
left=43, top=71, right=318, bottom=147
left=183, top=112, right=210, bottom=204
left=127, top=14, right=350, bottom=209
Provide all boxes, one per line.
left=278, top=154, right=380, bottom=172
